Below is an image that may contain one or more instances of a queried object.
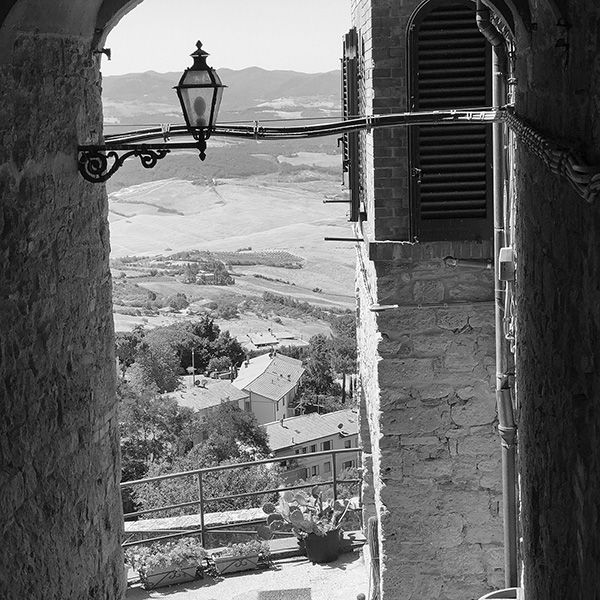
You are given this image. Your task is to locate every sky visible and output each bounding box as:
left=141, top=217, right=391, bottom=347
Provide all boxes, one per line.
left=101, top=0, right=352, bottom=76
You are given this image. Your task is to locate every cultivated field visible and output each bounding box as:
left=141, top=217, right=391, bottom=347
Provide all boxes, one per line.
left=108, top=162, right=357, bottom=334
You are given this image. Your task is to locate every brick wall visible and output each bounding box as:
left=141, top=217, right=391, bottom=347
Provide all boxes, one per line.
left=0, top=33, right=124, bottom=599
left=513, top=1, right=600, bottom=598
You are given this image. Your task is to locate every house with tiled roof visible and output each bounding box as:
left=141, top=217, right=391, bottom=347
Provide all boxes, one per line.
left=167, top=376, right=249, bottom=442
left=263, top=409, right=359, bottom=483
left=232, top=352, right=304, bottom=425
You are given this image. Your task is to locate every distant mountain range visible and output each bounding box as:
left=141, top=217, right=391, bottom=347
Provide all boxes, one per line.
left=102, top=67, right=342, bottom=126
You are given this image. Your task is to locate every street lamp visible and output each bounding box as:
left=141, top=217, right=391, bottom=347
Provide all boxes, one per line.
left=78, top=39, right=226, bottom=182
left=175, top=41, right=226, bottom=161
left=77, top=37, right=505, bottom=185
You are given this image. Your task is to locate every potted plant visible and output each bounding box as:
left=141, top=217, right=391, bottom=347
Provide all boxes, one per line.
left=209, top=540, right=271, bottom=575
left=259, top=488, right=352, bottom=563
left=124, top=537, right=210, bottom=590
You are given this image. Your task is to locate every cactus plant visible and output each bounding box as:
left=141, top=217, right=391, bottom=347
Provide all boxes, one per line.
left=259, top=487, right=352, bottom=539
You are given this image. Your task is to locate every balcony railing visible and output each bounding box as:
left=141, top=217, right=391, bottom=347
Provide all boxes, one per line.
left=121, top=447, right=362, bottom=549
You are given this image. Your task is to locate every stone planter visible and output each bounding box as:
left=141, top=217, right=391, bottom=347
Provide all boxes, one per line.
left=303, top=529, right=341, bottom=564
left=141, top=562, right=203, bottom=590
left=212, top=553, right=260, bottom=575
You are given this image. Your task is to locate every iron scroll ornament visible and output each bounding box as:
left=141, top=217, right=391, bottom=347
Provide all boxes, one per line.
left=77, top=146, right=171, bottom=183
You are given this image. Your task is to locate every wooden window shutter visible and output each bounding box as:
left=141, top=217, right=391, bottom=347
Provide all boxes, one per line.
left=409, top=0, right=493, bottom=241
left=342, top=27, right=361, bottom=222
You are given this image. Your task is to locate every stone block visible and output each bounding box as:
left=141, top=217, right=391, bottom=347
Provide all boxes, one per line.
left=413, top=279, right=446, bottom=303
left=451, top=391, right=497, bottom=428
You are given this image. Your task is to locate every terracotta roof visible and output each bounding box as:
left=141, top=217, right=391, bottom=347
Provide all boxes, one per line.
left=264, top=409, right=358, bottom=451
left=247, top=332, right=279, bottom=346
left=233, top=353, right=304, bottom=401
left=168, top=377, right=248, bottom=411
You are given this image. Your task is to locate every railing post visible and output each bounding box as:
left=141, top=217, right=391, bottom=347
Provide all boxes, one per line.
left=196, top=472, right=205, bottom=546
left=332, top=451, right=338, bottom=501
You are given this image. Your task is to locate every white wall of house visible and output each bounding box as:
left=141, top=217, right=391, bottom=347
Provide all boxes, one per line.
left=274, top=432, right=360, bottom=483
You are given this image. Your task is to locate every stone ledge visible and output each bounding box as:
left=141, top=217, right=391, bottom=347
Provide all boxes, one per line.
left=369, top=240, right=494, bottom=262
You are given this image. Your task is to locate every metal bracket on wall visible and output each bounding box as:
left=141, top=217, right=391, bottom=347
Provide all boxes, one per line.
left=77, top=146, right=171, bottom=183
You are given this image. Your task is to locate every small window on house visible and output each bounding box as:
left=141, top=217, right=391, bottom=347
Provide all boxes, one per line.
left=244, top=400, right=251, bottom=412
left=302, top=447, right=307, bottom=454
left=322, top=440, right=332, bottom=451
left=311, top=465, right=319, bottom=476
left=310, top=444, right=316, bottom=453
left=295, top=449, right=300, bottom=455
left=343, top=460, right=354, bottom=470
left=324, top=461, right=331, bottom=473
left=344, top=440, right=352, bottom=449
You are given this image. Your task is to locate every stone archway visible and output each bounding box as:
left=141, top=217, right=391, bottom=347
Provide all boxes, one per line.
left=1, top=2, right=129, bottom=598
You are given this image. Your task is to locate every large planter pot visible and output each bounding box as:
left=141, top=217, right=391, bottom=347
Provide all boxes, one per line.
left=212, top=553, right=260, bottom=575
left=303, top=529, right=341, bottom=564
left=141, top=562, right=202, bottom=590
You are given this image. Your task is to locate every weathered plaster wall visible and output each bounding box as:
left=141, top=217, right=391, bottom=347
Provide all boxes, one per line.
left=0, top=32, right=124, bottom=599
left=513, top=1, right=600, bottom=598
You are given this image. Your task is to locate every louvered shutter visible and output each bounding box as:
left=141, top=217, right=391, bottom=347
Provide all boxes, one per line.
left=409, top=0, right=493, bottom=241
left=342, top=28, right=360, bottom=222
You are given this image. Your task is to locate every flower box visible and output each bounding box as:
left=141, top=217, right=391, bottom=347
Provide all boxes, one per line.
left=212, top=553, right=260, bottom=575
left=141, top=562, right=203, bottom=590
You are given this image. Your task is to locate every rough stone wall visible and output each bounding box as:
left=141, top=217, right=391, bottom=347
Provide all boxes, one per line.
left=513, top=1, right=600, bottom=598
left=357, top=241, right=503, bottom=600
left=0, top=33, right=124, bottom=599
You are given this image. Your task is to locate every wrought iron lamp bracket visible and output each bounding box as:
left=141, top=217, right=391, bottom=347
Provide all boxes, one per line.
left=78, top=145, right=171, bottom=183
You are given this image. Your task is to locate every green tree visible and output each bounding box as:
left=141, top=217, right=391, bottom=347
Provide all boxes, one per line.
left=134, top=448, right=282, bottom=516
left=302, top=334, right=335, bottom=396
left=133, top=404, right=277, bottom=516
left=167, top=292, right=189, bottom=310
left=118, top=381, right=198, bottom=481
left=207, top=355, right=232, bottom=373
left=201, top=403, right=270, bottom=463
left=115, top=325, right=146, bottom=378
left=129, top=342, right=181, bottom=393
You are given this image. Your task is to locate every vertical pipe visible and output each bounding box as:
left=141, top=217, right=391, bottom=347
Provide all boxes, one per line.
left=476, top=0, right=518, bottom=586
left=332, top=451, right=338, bottom=501
left=197, top=472, right=205, bottom=547
left=491, top=37, right=519, bottom=590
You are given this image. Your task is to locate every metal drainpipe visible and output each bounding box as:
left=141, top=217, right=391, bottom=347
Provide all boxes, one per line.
left=476, top=0, right=518, bottom=588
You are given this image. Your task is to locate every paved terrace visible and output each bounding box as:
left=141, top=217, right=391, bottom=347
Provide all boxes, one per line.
left=126, top=536, right=370, bottom=600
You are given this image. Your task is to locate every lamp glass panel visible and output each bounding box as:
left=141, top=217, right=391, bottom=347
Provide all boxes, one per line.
left=181, top=70, right=213, bottom=86
left=179, top=88, right=214, bottom=129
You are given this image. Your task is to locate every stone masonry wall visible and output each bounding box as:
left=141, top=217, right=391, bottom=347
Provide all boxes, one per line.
left=357, top=241, right=503, bottom=600
left=513, top=1, right=600, bottom=598
left=0, top=33, right=124, bottom=599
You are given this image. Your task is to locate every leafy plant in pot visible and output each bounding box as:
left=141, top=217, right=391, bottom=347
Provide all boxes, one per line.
left=259, top=488, right=352, bottom=563
left=209, top=540, right=271, bottom=575
left=124, top=538, right=211, bottom=590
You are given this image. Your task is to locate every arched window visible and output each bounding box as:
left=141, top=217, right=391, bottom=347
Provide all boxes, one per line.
left=408, top=0, right=493, bottom=241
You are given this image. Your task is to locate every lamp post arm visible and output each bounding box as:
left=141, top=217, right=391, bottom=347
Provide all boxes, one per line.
left=79, top=107, right=506, bottom=182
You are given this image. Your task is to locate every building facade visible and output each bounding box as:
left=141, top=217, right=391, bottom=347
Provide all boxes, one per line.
left=233, top=353, right=304, bottom=425
left=264, top=409, right=359, bottom=484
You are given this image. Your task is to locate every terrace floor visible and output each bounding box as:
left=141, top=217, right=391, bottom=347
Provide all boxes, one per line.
left=126, top=537, right=370, bottom=600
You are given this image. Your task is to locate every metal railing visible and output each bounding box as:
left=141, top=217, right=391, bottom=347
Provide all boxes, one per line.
left=121, top=447, right=362, bottom=549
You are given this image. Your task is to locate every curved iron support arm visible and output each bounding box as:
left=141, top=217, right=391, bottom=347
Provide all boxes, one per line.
left=78, top=146, right=171, bottom=183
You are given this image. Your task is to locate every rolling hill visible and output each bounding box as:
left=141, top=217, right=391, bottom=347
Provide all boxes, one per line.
left=103, top=68, right=357, bottom=333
